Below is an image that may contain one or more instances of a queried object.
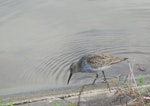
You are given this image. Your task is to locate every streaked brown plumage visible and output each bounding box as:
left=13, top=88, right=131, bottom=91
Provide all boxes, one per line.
left=67, top=53, right=128, bottom=84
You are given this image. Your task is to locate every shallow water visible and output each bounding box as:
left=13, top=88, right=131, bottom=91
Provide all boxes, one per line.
left=0, top=0, right=150, bottom=95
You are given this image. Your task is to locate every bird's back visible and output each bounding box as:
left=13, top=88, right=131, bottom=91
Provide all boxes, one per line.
left=78, top=53, right=127, bottom=72
left=78, top=54, right=111, bottom=72
left=86, top=54, right=113, bottom=67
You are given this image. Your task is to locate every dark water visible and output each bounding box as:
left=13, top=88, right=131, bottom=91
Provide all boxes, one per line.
left=0, top=0, right=150, bottom=95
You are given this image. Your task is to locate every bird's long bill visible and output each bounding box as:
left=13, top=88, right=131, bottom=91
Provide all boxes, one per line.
left=67, top=72, right=72, bottom=84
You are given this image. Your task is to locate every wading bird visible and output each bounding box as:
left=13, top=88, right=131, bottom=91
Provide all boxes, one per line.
left=67, top=53, right=128, bottom=84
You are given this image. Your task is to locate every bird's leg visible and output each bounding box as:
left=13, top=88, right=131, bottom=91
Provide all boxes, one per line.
left=102, top=70, right=111, bottom=92
left=92, top=73, right=99, bottom=85
left=102, top=71, right=106, bottom=81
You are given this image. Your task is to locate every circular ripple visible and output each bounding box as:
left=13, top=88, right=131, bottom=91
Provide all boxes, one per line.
left=24, top=30, right=150, bottom=86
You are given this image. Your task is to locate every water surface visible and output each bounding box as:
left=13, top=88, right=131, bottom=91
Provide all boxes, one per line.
left=0, top=0, right=150, bottom=95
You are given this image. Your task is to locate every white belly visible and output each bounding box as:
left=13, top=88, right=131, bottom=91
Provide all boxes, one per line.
left=91, top=65, right=111, bottom=71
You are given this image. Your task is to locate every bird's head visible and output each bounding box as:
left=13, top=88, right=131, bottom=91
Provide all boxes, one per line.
left=67, top=62, right=78, bottom=84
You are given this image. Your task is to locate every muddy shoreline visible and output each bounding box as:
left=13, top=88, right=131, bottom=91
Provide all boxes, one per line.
left=1, top=83, right=150, bottom=106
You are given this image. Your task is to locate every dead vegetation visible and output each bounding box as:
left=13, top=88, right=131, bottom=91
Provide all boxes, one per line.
left=76, top=61, right=150, bottom=106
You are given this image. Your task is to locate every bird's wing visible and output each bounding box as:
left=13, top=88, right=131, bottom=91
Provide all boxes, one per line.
left=86, top=54, right=111, bottom=68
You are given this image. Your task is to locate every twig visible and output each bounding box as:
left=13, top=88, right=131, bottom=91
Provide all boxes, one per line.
left=128, top=62, right=145, bottom=106
left=144, top=96, right=150, bottom=100
left=127, top=98, right=137, bottom=105
left=77, top=85, right=85, bottom=106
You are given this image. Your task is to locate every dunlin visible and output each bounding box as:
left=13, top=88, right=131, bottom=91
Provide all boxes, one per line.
left=67, top=53, right=128, bottom=84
